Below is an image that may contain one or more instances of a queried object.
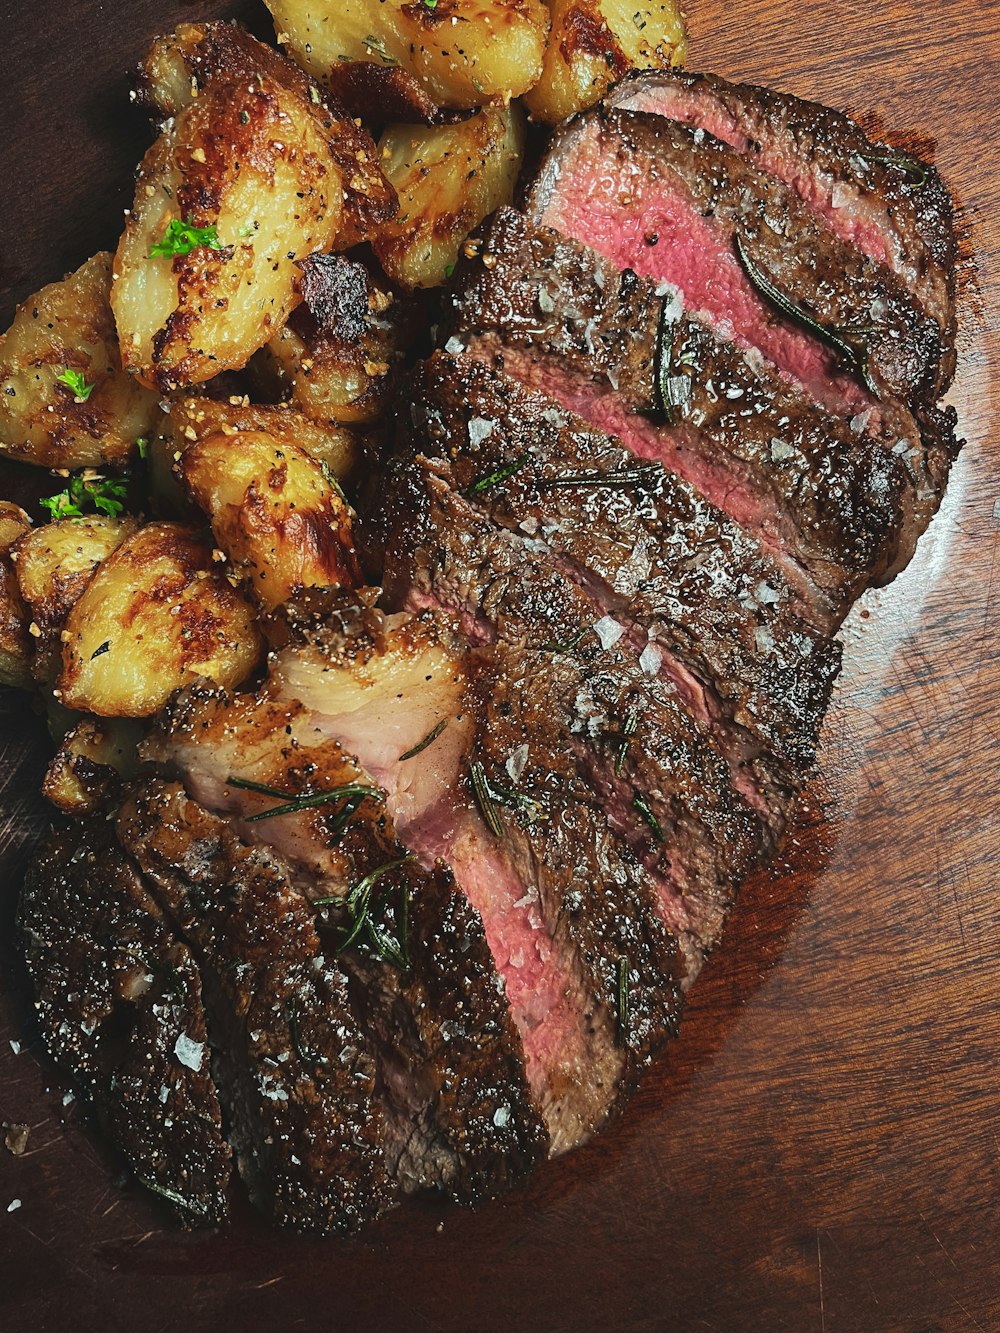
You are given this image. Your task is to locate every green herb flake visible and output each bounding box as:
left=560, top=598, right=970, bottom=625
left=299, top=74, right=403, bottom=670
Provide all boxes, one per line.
left=616, top=955, right=630, bottom=1043
left=464, top=455, right=528, bottom=497
left=861, top=148, right=929, bottom=190
left=399, top=718, right=448, bottom=761
left=150, top=218, right=225, bottom=259
left=632, top=792, right=664, bottom=843
left=333, top=856, right=414, bottom=968
left=136, top=437, right=149, bottom=459
left=55, top=367, right=94, bottom=401
left=614, top=709, right=639, bottom=777
left=40, top=473, right=127, bottom=522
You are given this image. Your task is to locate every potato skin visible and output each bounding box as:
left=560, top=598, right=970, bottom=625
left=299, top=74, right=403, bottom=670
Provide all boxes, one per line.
left=42, top=716, right=146, bottom=816
left=524, top=0, right=687, bottom=123
left=0, top=502, right=33, bottom=689
left=266, top=0, right=548, bottom=111
left=12, top=515, right=137, bottom=683
left=374, top=106, right=525, bottom=288
left=0, top=254, right=160, bottom=470
left=114, top=24, right=394, bottom=393
left=179, top=430, right=361, bottom=609
left=58, top=522, right=262, bottom=717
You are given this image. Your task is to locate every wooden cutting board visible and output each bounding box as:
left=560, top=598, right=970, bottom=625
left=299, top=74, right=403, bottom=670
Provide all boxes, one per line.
left=1, top=2, right=997, bottom=1328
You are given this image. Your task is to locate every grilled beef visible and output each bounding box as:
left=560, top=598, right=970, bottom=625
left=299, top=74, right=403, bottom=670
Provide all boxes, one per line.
left=117, top=780, right=393, bottom=1233
left=449, top=208, right=956, bottom=603
left=145, top=685, right=548, bottom=1199
left=606, top=70, right=958, bottom=368
left=20, top=821, right=231, bottom=1225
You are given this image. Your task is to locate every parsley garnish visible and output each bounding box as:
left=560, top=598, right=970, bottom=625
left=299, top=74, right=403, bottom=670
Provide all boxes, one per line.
left=55, top=367, right=94, bottom=401
left=40, top=472, right=128, bottom=521
left=149, top=218, right=224, bottom=259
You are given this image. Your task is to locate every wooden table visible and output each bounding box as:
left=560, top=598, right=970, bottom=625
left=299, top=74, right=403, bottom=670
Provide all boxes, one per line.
left=1, top=1, right=998, bottom=1328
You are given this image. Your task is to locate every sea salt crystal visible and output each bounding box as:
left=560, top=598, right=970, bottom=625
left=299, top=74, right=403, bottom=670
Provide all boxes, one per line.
left=593, top=616, right=624, bottom=650
left=173, top=1034, right=204, bottom=1072
left=444, top=336, right=465, bottom=355
left=770, top=438, right=796, bottom=462
left=506, top=744, right=529, bottom=783
left=639, top=643, right=661, bottom=676
left=493, top=1106, right=511, bottom=1129
left=8, top=1040, right=20, bottom=1056
left=7, top=1200, right=21, bottom=1213
left=468, top=417, right=495, bottom=448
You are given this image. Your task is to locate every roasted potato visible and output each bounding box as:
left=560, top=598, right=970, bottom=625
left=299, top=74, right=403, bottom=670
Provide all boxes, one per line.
left=524, top=0, right=687, bottom=123
left=180, top=430, right=360, bottom=609
left=12, top=515, right=137, bottom=682
left=114, top=23, right=394, bottom=393
left=0, top=502, right=32, bottom=689
left=265, top=0, right=548, bottom=110
left=42, top=716, right=146, bottom=816
left=0, top=254, right=160, bottom=470
left=374, top=106, right=525, bottom=288
left=58, top=522, right=262, bottom=716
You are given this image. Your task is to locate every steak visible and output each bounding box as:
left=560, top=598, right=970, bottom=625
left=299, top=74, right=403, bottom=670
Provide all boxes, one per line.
left=606, top=70, right=958, bottom=369
left=117, top=780, right=393, bottom=1233
left=20, top=821, right=231, bottom=1226
left=528, top=107, right=949, bottom=417
left=449, top=208, right=956, bottom=604
left=145, top=685, right=549, bottom=1200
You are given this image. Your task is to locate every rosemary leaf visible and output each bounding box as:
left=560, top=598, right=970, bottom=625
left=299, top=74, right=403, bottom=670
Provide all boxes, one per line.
left=654, top=296, right=676, bottom=423
left=464, top=455, right=528, bottom=497
left=287, top=996, right=328, bottom=1066
left=540, top=626, right=591, bottom=654
left=862, top=148, right=929, bottom=190
left=614, top=709, right=639, bottom=777
left=399, top=718, right=448, bottom=761
left=470, top=761, right=504, bottom=836
left=616, top=955, right=630, bottom=1044
left=633, top=792, right=664, bottom=843
left=234, top=780, right=384, bottom=822
left=335, top=856, right=414, bottom=958
left=539, top=468, right=653, bottom=491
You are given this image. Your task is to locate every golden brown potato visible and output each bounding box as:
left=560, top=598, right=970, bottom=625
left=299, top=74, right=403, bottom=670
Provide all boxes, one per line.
left=374, top=106, right=525, bottom=288
left=0, top=254, right=160, bottom=470
left=180, top=430, right=360, bottom=609
left=12, top=515, right=137, bottom=682
left=0, top=502, right=32, bottom=689
left=42, top=716, right=146, bottom=816
left=255, top=254, right=416, bottom=428
left=524, top=0, right=687, bottom=123
left=114, top=23, right=394, bottom=393
left=266, top=0, right=548, bottom=110
left=58, top=522, right=262, bottom=716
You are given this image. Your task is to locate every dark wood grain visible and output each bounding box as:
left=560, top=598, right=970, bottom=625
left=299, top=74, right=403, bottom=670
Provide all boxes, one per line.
left=2, top=2, right=999, bottom=1329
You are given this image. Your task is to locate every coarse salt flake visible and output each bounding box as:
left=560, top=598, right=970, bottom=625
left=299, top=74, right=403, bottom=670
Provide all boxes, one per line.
left=593, top=616, right=624, bottom=650
left=7, top=1200, right=21, bottom=1213
left=173, top=1033, right=205, bottom=1072
left=639, top=643, right=661, bottom=676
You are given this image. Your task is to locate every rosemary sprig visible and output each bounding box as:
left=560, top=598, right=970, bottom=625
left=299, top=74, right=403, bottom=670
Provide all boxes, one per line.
left=326, top=793, right=365, bottom=843
left=470, top=762, right=546, bottom=835
left=399, top=718, right=448, bottom=761
left=632, top=792, right=664, bottom=843
left=328, top=856, right=414, bottom=967
left=614, top=710, right=639, bottom=778
left=226, top=775, right=384, bottom=823
left=861, top=148, right=929, bottom=190
left=141, top=1178, right=212, bottom=1216
left=616, top=955, right=630, bottom=1044
left=464, top=456, right=528, bottom=497
left=470, top=761, right=504, bottom=836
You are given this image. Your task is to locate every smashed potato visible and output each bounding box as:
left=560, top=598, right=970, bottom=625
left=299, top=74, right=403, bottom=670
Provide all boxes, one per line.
left=12, top=515, right=137, bottom=682
left=0, top=254, right=160, bottom=470
left=374, top=106, right=525, bottom=288
left=114, top=23, right=394, bottom=392
left=42, top=716, right=146, bottom=816
left=0, top=502, right=32, bottom=689
left=58, top=522, right=262, bottom=716
left=180, top=430, right=360, bottom=609
left=265, top=0, right=548, bottom=110
left=524, top=0, right=687, bottom=123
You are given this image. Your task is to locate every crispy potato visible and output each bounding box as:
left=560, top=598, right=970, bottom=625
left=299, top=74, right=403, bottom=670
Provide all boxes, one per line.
left=265, top=0, right=548, bottom=110
left=374, top=106, right=524, bottom=288
left=12, top=515, right=137, bottom=682
left=114, top=23, right=394, bottom=393
left=58, top=522, right=262, bottom=716
left=0, top=502, right=32, bottom=689
left=255, top=254, right=415, bottom=428
left=42, top=716, right=146, bottom=816
left=524, top=0, right=687, bottom=123
left=180, top=430, right=360, bottom=609
left=0, top=254, right=160, bottom=470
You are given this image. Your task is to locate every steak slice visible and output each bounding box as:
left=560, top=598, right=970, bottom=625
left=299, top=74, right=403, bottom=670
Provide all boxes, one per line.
left=19, top=821, right=231, bottom=1226
left=266, top=598, right=682, bottom=1152
left=144, top=685, right=548, bottom=1201
left=527, top=107, right=948, bottom=414
left=606, top=69, right=958, bottom=373
left=451, top=210, right=914, bottom=617
left=376, top=351, right=839, bottom=824
left=452, top=208, right=954, bottom=588
left=117, top=779, right=393, bottom=1233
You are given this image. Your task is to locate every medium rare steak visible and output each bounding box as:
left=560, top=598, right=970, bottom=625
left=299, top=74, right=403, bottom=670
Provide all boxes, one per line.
left=606, top=70, right=958, bottom=368
left=118, top=780, right=393, bottom=1233
left=20, top=821, right=231, bottom=1225
left=528, top=107, right=948, bottom=415
left=145, top=685, right=549, bottom=1199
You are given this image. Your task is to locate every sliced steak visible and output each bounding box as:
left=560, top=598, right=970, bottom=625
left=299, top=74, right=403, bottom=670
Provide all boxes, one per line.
left=377, top=351, right=839, bottom=825
left=607, top=69, right=958, bottom=373
left=451, top=210, right=914, bottom=616
left=117, top=780, right=392, bottom=1233
left=527, top=107, right=948, bottom=415
left=20, top=821, right=230, bottom=1226
left=266, top=598, right=682, bottom=1153
left=144, top=686, right=548, bottom=1201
